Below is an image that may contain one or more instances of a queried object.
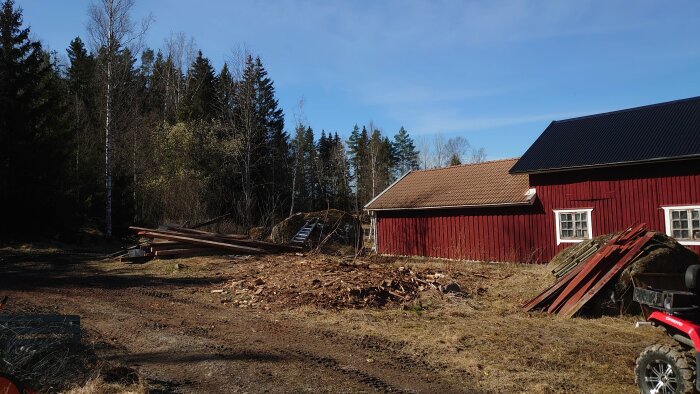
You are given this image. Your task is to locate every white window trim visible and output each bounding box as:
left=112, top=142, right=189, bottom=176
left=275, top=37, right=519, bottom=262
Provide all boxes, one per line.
left=662, top=205, right=700, bottom=246
left=553, top=208, right=593, bottom=245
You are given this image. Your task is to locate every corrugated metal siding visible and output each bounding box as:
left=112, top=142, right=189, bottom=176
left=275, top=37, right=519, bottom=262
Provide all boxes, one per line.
left=376, top=160, right=700, bottom=262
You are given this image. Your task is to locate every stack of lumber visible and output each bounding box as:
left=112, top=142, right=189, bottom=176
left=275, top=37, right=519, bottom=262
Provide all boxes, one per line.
left=120, top=225, right=302, bottom=262
left=523, top=223, right=654, bottom=318
left=549, top=243, right=600, bottom=278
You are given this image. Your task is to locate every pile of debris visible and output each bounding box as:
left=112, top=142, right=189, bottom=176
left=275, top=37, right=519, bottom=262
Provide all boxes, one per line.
left=120, top=226, right=302, bottom=262
left=524, top=223, right=676, bottom=317
left=269, top=209, right=361, bottom=248
left=215, top=257, right=468, bottom=310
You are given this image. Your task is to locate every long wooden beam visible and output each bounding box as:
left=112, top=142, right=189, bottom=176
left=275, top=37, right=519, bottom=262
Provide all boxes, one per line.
left=136, top=231, right=267, bottom=254
left=154, top=248, right=223, bottom=257
left=130, top=226, right=302, bottom=252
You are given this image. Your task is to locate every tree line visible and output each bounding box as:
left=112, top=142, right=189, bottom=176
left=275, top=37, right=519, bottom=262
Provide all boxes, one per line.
left=0, top=0, right=485, bottom=238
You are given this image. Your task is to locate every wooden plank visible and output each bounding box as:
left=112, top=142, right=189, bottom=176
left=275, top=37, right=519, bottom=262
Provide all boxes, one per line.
left=559, top=231, right=654, bottom=317
left=134, top=227, right=301, bottom=252
left=546, top=243, right=620, bottom=313
left=137, top=231, right=267, bottom=254
left=549, top=252, right=616, bottom=313
left=547, top=224, right=646, bottom=314
left=153, top=248, right=222, bottom=257
left=523, top=261, right=587, bottom=311
left=149, top=243, right=197, bottom=252
left=162, top=225, right=247, bottom=239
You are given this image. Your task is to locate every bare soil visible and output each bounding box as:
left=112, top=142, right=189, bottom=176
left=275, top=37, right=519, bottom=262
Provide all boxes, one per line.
left=0, top=246, right=669, bottom=393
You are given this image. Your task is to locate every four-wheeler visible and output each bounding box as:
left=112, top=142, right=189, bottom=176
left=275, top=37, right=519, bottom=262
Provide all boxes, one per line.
left=634, top=265, right=700, bottom=394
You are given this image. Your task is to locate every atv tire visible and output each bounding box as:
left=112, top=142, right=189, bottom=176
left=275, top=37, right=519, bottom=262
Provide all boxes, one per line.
left=635, top=344, right=695, bottom=394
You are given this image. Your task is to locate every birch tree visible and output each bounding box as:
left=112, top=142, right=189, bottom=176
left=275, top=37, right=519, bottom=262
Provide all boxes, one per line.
left=87, top=0, right=148, bottom=236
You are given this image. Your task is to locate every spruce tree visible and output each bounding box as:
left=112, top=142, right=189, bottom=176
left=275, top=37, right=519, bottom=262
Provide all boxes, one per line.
left=254, top=57, right=287, bottom=220
left=346, top=124, right=371, bottom=211
left=180, top=50, right=218, bottom=122
left=66, top=37, right=101, bottom=216
left=393, top=126, right=419, bottom=175
left=216, top=62, right=235, bottom=122
left=0, top=0, right=70, bottom=235
left=330, top=132, right=351, bottom=210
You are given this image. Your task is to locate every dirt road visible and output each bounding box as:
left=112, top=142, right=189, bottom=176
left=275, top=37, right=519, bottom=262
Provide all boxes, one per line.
left=0, top=250, right=470, bottom=393
left=0, top=247, right=667, bottom=393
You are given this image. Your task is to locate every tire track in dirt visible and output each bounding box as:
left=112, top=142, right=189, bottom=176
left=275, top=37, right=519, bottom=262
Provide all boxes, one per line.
left=9, top=284, right=466, bottom=392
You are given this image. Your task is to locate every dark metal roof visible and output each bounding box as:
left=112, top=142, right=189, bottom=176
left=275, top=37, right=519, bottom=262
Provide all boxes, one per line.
left=510, top=96, right=700, bottom=174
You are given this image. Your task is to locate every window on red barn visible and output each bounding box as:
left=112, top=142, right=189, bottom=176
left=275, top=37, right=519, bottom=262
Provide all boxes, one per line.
left=663, top=206, right=700, bottom=244
left=554, top=209, right=593, bottom=245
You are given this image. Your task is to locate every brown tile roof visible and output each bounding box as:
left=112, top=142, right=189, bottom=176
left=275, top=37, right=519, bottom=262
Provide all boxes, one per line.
left=365, top=158, right=532, bottom=210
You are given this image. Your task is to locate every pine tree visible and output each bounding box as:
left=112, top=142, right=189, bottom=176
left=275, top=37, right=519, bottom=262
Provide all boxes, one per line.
left=393, top=126, right=419, bottom=175
left=0, top=0, right=70, bottom=235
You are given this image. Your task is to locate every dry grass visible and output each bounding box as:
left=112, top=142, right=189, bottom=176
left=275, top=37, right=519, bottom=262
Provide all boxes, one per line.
left=62, top=376, right=147, bottom=394
left=285, top=258, right=671, bottom=393
left=96, top=253, right=672, bottom=392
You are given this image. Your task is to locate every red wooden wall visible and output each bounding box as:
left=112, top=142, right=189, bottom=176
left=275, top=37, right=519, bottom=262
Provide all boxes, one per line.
left=376, top=205, right=546, bottom=263
left=375, top=159, right=700, bottom=263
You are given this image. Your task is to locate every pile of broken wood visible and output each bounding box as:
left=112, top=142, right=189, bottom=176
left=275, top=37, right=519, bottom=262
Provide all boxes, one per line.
left=214, top=257, right=470, bottom=310
left=119, top=226, right=301, bottom=262
left=523, top=223, right=654, bottom=318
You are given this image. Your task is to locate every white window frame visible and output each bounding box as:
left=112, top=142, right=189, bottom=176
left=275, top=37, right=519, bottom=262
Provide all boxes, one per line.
left=553, top=208, right=593, bottom=245
left=662, top=205, right=700, bottom=246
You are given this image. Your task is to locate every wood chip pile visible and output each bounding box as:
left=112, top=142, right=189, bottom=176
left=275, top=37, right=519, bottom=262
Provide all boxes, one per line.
left=120, top=226, right=302, bottom=262
left=216, top=258, right=470, bottom=310
left=523, top=223, right=654, bottom=318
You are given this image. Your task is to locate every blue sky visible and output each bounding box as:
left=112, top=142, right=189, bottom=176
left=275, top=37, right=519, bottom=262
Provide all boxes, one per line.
left=18, top=0, right=700, bottom=159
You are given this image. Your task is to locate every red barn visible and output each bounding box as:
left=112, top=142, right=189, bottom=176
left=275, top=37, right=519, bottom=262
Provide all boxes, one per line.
left=366, top=96, right=700, bottom=263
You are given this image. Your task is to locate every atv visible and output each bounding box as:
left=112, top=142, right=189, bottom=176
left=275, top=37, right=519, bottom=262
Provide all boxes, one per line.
left=634, top=265, right=700, bottom=394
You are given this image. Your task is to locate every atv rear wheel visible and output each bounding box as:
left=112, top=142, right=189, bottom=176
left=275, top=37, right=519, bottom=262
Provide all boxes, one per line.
left=635, top=344, right=695, bottom=394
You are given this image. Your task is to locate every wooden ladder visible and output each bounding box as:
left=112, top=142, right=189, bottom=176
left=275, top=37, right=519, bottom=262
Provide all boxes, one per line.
left=290, top=218, right=319, bottom=245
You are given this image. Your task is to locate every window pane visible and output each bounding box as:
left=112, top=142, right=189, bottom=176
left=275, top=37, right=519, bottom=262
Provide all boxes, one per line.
left=672, top=211, right=681, bottom=220
left=692, top=210, right=700, bottom=220
left=559, top=211, right=589, bottom=239
left=673, top=219, right=688, bottom=230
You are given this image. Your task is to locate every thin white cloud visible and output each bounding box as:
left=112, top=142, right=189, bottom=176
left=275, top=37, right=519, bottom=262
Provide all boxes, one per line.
left=409, top=110, right=593, bottom=135
left=361, top=85, right=516, bottom=106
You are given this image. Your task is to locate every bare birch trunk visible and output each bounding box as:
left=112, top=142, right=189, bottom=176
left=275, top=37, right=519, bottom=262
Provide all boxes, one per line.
left=105, top=12, right=113, bottom=237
